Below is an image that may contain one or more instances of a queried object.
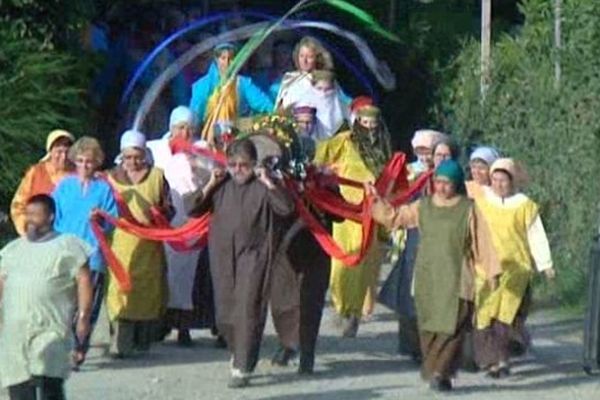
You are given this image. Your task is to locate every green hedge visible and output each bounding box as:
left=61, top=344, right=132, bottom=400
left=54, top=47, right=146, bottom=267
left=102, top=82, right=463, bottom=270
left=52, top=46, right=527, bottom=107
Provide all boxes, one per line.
left=0, top=20, right=96, bottom=213
left=439, top=0, right=600, bottom=304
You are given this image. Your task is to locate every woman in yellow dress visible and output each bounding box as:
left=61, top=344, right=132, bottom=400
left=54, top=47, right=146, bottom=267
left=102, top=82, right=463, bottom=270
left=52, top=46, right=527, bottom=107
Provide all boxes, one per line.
left=106, top=130, right=172, bottom=357
left=314, top=104, right=391, bottom=337
left=473, top=158, right=555, bottom=378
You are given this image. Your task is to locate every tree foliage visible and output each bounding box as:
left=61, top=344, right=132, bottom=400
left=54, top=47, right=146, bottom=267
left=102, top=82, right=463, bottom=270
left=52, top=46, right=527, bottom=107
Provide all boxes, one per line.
left=0, top=0, right=95, bottom=49
left=0, top=5, right=97, bottom=213
left=439, top=0, right=600, bottom=304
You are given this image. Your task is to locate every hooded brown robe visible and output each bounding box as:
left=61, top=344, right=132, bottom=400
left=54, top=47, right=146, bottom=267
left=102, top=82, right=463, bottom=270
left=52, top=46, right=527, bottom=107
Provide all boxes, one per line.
left=196, top=175, right=294, bottom=372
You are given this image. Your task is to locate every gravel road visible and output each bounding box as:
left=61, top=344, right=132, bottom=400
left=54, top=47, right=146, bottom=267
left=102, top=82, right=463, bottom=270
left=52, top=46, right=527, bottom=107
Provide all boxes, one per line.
left=1, top=283, right=599, bottom=399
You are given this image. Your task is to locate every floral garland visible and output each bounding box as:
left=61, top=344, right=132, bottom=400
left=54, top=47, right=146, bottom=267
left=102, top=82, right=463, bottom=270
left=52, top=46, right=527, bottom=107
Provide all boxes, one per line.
left=247, top=114, right=310, bottom=180
left=251, top=114, right=296, bottom=148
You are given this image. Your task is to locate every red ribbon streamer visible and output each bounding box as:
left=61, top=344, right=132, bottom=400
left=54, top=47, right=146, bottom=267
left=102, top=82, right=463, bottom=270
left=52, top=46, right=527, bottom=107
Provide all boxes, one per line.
left=91, top=174, right=211, bottom=292
left=92, top=151, right=429, bottom=289
left=291, top=153, right=431, bottom=265
left=289, top=182, right=375, bottom=266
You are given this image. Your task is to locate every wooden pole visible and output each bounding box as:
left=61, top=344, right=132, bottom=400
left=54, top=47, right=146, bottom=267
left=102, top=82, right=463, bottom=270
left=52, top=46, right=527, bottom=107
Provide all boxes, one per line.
left=481, top=0, right=492, bottom=100
left=554, top=0, right=562, bottom=88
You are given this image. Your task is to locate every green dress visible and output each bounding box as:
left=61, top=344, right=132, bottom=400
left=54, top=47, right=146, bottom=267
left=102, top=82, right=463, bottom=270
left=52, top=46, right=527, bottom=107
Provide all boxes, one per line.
left=414, top=196, right=471, bottom=335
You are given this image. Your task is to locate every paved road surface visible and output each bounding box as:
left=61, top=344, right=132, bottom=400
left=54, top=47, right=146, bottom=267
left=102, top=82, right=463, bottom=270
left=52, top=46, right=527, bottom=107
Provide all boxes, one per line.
left=2, top=301, right=598, bottom=399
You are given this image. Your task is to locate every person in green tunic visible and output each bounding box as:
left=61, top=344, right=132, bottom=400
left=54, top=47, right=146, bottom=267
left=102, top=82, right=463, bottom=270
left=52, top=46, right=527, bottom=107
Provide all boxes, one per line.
left=368, top=160, right=500, bottom=392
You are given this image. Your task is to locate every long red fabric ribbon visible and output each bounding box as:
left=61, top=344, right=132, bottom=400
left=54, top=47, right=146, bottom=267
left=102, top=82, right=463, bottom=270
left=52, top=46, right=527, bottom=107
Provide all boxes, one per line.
left=91, top=212, right=210, bottom=292
left=91, top=171, right=213, bottom=292
left=292, top=153, right=431, bottom=266
left=90, top=217, right=132, bottom=291
left=287, top=179, right=376, bottom=266
left=93, top=150, right=428, bottom=290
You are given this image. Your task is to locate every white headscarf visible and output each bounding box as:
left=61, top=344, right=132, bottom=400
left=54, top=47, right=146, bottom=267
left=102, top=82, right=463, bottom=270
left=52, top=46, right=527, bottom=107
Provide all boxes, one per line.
left=169, top=106, right=194, bottom=128
left=290, top=85, right=348, bottom=140
left=120, top=129, right=146, bottom=151
left=115, top=129, right=150, bottom=165
left=411, top=129, right=446, bottom=150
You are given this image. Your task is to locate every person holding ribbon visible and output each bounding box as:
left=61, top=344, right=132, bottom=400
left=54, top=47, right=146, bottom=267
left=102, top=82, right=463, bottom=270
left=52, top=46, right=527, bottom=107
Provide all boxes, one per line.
left=52, top=136, right=119, bottom=368
left=190, top=138, right=294, bottom=388
left=379, top=128, right=448, bottom=361
left=10, top=130, right=75, bottom=236
left=266, top=108, right=341, bottom=373
left=105, top=130, right=171, bottom=358
left=189, top=43, right=273, bottom=144
left=313, top=101, right=391, bottom=337
left=369, top=160, right=500, bottom=392
left=147, top=106, right=220, bottom=347
left=146, top=105, right=196, bottom=169
left=472, top=158, right=555, bottom=378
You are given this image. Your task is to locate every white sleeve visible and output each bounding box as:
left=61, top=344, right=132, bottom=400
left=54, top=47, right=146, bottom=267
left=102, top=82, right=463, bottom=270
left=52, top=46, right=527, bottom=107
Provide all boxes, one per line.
left=164, top=154, right=198, bottom=195
left=527, top=215, right=553, bottom=272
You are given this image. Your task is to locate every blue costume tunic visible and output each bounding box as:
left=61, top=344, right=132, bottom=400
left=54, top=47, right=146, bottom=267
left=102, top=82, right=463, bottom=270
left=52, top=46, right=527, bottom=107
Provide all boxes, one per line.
left=189, top=63, right=274, bottom=122
left=52, top=175, right=118, bottom=273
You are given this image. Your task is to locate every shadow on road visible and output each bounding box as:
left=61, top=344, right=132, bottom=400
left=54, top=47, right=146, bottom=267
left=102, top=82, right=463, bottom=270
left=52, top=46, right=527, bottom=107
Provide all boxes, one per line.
left=251, top=357, right=416, bottom=389
left=458, top=373, right=595, bottom=394
left=458, top=314, right=594, bottom=394
left=83, top=337, right=229, bottom=371
left=255, top=385, right=404, bottom=400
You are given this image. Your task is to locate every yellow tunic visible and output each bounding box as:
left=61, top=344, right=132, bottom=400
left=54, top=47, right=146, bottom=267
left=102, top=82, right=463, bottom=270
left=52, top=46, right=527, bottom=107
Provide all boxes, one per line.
left=201, top=79, right=238, bottom=144
left=106, top=168, right=167, bottom=321
left=314, top=131, right=383, bottom=317
left=474, top=191, right=539, bottom=329
left=465, top=180, right=485, bottom=200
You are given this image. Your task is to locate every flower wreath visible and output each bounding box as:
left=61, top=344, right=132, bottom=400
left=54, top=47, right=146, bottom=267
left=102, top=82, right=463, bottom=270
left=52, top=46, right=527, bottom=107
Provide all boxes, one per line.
left=246, top=114, right=310, bottom=180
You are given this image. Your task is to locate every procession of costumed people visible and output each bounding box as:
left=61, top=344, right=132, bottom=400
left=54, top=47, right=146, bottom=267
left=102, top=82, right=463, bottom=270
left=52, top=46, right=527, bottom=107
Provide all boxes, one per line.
left=0, top=2, right=556, bottom=397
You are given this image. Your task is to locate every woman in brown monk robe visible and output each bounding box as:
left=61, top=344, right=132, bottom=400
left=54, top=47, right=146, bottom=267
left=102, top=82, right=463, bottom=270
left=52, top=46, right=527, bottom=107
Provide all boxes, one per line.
left=190, top=138, right=294, bottom=389
left=369, top=160, right=500, bottom=392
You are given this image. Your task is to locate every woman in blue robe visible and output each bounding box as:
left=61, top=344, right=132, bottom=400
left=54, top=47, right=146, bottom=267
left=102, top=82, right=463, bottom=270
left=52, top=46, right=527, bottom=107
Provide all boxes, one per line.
left=52, top=136, right=119, bottom=368
left=189, top=43, right=273, bottom=129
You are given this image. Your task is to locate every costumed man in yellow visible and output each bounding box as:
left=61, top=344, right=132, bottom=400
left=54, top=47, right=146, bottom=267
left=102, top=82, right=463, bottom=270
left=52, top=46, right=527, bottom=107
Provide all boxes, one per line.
left=106, top=130, right=172, bottom=358
left=473, top=158, right=555, bottom=378
left=189, top=43, right=273, bottom=145
left=314, top=102, right=391, bottom=337
left=10, top=130, right=75, bottom=236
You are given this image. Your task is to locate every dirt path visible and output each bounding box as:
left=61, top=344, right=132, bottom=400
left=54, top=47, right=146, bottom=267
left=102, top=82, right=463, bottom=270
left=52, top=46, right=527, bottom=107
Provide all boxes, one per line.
left=1, top=278, right=598, bottom=399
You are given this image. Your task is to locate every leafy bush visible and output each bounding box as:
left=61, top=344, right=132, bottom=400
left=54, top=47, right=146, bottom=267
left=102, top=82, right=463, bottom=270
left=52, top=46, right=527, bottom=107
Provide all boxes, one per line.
left=438, top=0, right=600, bottom=304
left=0, top=21, right=96, bottom=212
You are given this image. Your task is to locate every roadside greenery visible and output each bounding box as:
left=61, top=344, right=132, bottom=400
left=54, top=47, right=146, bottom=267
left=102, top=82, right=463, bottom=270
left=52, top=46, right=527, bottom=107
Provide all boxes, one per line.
left=439, top=0, right=600, bottom=304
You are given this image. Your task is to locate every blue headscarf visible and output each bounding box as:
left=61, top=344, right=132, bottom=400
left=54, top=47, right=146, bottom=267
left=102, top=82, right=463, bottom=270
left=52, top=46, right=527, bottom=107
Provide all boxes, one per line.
left=470, top=146, right=500, bottom=166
